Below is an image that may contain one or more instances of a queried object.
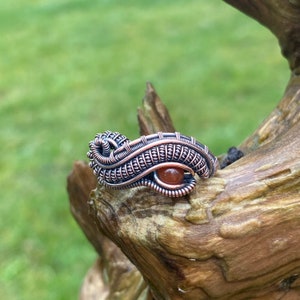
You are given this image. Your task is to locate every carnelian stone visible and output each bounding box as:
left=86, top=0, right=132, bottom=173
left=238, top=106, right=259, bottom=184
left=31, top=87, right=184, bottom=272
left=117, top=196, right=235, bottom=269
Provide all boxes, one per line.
left=156, top=167, right=185, bottom=185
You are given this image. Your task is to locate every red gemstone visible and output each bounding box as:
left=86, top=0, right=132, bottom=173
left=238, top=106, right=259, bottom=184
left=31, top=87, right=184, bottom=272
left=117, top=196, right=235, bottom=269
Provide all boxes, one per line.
left=156, top=167, right=185, bottom=185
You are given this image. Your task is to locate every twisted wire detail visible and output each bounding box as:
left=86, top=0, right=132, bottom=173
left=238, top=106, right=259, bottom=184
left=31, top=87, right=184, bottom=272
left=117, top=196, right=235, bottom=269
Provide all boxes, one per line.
left=87, top=131, right=218, bottom=197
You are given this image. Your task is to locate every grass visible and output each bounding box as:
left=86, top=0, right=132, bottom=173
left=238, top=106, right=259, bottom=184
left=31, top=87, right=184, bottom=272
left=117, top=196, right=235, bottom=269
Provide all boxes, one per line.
left=0, top=1, right=288, bottom=299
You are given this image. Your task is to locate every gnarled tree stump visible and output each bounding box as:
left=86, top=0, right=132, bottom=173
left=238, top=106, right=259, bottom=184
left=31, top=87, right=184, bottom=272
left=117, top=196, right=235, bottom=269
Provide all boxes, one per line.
left=67, top=1, right=300, bottom=299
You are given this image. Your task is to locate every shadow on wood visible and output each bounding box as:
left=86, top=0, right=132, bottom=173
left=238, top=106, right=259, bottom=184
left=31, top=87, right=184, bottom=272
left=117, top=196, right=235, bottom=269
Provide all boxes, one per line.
left=67, top=1, right=300, bottom=299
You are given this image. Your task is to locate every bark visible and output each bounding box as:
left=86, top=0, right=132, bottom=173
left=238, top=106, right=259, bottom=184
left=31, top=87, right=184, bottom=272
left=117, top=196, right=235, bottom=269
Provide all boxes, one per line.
left=137, top=82, right=175, bottom=136
left=223, top=0, right=300, bottom=74
left=67, top=162, right=148, bottom=299
left=67, top=1, right=300, bottom=299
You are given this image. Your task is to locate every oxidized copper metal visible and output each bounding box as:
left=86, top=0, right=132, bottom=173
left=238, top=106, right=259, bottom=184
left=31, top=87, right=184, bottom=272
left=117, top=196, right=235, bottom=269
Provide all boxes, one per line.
left=87, top=131, right=218, bottom=197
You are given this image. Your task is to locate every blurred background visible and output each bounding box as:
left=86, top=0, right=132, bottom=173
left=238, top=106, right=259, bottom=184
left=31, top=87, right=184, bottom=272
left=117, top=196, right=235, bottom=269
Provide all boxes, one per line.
left=0, top=0, right=288, bottom=299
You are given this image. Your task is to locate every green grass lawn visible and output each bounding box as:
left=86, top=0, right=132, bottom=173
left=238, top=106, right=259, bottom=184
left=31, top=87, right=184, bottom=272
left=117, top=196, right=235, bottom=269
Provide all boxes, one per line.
left=0, top=1, right=288, bottom=299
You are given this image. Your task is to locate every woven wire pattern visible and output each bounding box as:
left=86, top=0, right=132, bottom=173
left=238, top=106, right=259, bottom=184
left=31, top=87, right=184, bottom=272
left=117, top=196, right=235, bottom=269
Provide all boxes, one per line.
left=87, top=131, right=218, bottom=197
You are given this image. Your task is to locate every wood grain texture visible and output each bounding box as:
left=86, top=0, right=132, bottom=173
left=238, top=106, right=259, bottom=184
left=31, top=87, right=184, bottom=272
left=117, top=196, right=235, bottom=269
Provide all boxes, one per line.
left=88, top=120, right=300, bottom=299
left=67, top=162, right=147, bottom=299
left=223, top=0, right=300, bottom=73
left=137, top=82, right=175, bottom=135
left=67, top=1, right=300, bottom=299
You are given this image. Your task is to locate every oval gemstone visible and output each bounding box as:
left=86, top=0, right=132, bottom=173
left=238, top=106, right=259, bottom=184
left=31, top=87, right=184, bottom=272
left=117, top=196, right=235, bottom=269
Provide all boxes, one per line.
left=156, top=167, right=185, bottom=185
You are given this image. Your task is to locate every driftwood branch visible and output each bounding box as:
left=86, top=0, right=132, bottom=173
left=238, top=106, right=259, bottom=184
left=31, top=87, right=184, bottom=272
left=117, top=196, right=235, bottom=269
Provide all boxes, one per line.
left=223, top=0, right=300, bottom=73
left=224, top=0, right=300, bottom=154
left=67, top=1, right=300, bottom=299
left=67, top=83, right=175, bottom=299
left=137, top=82, right=175, bottom=135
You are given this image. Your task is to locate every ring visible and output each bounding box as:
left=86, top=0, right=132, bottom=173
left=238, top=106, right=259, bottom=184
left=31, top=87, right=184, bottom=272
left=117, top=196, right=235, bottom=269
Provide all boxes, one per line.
left=87, top=131, right=218, bottom=197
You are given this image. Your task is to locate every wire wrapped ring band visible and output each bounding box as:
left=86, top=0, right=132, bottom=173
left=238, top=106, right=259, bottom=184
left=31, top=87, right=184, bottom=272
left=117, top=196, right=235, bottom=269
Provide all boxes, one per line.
left=87, top=131, right=218, bottom=197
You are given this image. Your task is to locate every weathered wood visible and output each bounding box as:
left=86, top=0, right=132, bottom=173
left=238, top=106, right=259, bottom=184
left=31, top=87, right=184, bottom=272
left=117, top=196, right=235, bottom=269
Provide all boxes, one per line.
left=240, top=75, right=300, bottom=153
left=67, top=83, right=177, bottom=299
left=87, top=113, right=300, bottom=299
left=67, top=1, right=300, bottom=299
left=69, top=81, right=300, bottom=299
left=67, top=162, right=147, bottom=299
left=223, top=0, right=300, bottom=153
left=137, top=82, right=175, bottom=135
left=223, top=0, right=300, bottom=73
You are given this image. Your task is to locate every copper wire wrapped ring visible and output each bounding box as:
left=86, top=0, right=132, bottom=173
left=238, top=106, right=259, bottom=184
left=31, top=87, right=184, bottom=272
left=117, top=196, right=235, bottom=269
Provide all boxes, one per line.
left=87, top=131, right=218, bottom=197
